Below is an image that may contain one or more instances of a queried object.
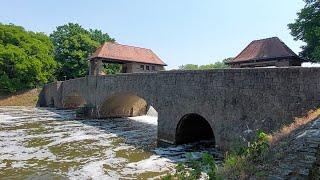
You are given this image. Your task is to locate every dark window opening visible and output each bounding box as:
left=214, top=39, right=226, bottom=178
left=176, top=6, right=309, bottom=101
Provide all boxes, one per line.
left=140, top=65, right=144, bottom=70
left=146, top=66, right=150, bottom=70
left=176, top=113, right=214, bottom=145
left=122, top=65, right=127, bottom=73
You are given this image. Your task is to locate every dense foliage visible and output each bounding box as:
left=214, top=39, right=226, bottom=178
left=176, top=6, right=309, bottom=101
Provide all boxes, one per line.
left=0, top=23, right=56, bottom=92
left=289, top=0, right=320, bottom=62
left=50, top=23, right=118, bottom=80
left=179, top=58, right=231, bottom=70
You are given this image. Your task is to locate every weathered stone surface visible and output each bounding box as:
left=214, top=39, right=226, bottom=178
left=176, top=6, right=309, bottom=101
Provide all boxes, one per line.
left=39, top=67, right=320, bottom=150
left=263, top=118, right=320, bottom=179
left=310, top=145, right=320, bottom=179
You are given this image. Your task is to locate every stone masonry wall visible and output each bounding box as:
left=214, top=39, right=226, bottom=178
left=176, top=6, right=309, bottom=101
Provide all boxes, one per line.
left=40, top=67, right=320, bottom=150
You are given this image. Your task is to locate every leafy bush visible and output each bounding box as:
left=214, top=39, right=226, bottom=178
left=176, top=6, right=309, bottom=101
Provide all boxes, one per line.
left=220, top=130, right=269, bottom=178
left=163, top=153, right=221, bottom=180
left=246, top=130, right=269, bottom=163
left=164, top=130, right=269, bottom=179
left=222, top=153, right=253, bottom=178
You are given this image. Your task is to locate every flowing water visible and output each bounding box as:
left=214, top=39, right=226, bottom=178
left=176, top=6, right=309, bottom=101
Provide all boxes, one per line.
left=0, top=107, right=222, bottom=179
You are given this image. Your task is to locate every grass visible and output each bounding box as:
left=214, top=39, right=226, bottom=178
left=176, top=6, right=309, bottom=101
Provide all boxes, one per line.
left=267, top=108, right=320, bottom=146
left=0, top=88, right=41, bottom=107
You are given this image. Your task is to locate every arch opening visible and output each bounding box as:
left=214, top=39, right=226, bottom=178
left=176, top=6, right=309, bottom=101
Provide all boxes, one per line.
left=99, top=92, right=149, bottom=118
left=62, top=92, right=86, bottom=109
left=176, top=113, right=214, bottom=145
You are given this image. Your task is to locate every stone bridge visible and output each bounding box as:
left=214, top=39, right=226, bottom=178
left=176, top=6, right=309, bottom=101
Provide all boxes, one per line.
left=39, top=68, right=320, bottom=150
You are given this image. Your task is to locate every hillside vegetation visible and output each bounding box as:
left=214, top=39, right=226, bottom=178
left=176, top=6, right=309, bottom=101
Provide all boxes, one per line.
left=0, top=88, right=41, bottom=107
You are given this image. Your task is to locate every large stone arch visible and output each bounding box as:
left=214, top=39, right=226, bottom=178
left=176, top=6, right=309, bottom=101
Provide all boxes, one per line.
left=62, top=91, right=87, bottom=109
left=98, top=92, right=149, bottom=118
left=175, top=113, right=215, bottom=145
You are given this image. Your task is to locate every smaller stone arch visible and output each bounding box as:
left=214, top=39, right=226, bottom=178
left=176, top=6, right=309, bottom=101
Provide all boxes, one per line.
left=62, top=92, right=86, bottom=109
left=99, top=92, right=148, bottom=118
left=175, top=113, right=215, bottom=145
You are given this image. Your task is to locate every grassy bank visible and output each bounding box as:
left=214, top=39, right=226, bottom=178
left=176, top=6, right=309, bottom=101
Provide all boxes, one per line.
left=0, top=89, right=41, bottom=107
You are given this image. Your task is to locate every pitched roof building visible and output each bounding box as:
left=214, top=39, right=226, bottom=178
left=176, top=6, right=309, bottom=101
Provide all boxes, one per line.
left=89, top=42, right=166, bottom=75
left=227, top=37, right=305, bottom=68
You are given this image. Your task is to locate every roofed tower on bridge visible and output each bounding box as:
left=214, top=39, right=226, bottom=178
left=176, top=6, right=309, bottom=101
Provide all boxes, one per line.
left=88, top=42, right=167, bottom=75
left=226, top=37, right=306, bottom=68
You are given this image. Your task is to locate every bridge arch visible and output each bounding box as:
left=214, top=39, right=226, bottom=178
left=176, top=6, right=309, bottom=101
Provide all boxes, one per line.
left=175, top=113, right=215, bottom=145
left=98, top=92, right=151, bottom=118
left=62, top=92, right=86, bottom=109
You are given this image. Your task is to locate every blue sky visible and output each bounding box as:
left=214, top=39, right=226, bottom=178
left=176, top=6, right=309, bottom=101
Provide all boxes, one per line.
left=0, top=0, right=305, bottom=69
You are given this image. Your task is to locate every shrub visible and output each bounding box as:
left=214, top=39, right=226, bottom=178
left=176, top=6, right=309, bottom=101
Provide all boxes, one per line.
left=221, top=154, right=253, bottom=179
left=163, top=130, right=269, bottom=179
left=163, top=153, right=221, bottom=180
left=220, top=130, right=269, bottom=178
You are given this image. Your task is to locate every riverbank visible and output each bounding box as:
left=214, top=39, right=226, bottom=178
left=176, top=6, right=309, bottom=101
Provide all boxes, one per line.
left=260, top=109, right=320, bottom=179
left=163, top=108, right=320, bottom=179
left=0, top=89, right=40, bottom=107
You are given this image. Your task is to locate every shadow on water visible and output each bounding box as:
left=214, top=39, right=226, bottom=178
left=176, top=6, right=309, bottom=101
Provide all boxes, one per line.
left=79, top=117, right=158, bottom=150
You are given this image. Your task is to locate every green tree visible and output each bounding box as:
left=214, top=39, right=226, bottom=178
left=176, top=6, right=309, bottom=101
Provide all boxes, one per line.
left=50, top=23, right=117, bottom=80
left=0, top=23, right=56, bottom=92
left=89, top=29, right=114, bottom=44
left=199, top=61, right=229, bottom=69
left=179, top=58, right=231, bottom=70
left=178, top=64, right=199, bottom=70
left=89, top=29, right=121, bottom=74
left=288, top=0, right=320, bottom=62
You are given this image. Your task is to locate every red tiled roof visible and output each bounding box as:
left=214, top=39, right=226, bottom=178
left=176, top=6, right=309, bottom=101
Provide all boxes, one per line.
left=89, top=42, right=167, bottom=66
left=229, top=37, right=301, bottom=63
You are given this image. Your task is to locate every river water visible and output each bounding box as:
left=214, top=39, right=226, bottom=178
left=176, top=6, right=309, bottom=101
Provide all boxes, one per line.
left=0, top=107, right=221, bottom=179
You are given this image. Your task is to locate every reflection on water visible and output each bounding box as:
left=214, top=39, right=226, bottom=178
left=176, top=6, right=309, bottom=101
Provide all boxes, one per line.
left=0, top=107, right=222, bottom=179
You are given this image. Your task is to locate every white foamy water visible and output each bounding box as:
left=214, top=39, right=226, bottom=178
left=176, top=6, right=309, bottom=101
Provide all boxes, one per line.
left=0, top=107, right=221, bottom=179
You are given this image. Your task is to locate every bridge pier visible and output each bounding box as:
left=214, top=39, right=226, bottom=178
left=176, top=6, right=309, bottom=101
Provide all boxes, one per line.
left=89, top=59, right=103, bottom=76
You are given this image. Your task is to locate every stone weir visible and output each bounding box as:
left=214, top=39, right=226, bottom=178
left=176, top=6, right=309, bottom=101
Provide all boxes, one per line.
left=38, top=67, right=320, bottom=150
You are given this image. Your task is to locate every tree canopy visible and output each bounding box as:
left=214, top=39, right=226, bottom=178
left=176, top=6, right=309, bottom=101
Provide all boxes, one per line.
left=179, top=58, right=231, bottom=70
left=0, top=23, right=56, bottom=92
left=289, top=0, right=320, bottom=62
left=50, top=23, right=118, bottom=80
